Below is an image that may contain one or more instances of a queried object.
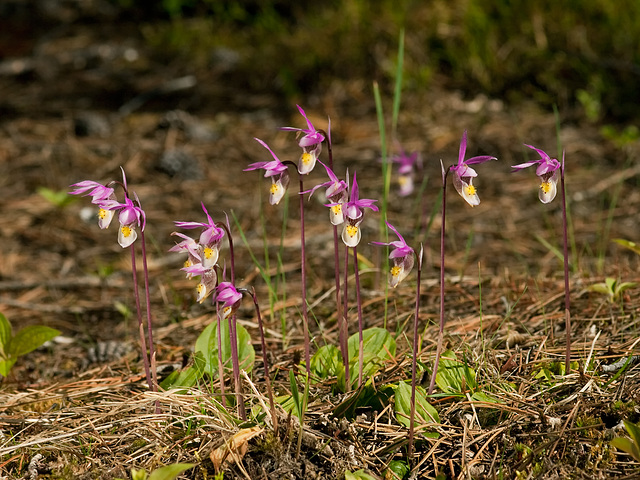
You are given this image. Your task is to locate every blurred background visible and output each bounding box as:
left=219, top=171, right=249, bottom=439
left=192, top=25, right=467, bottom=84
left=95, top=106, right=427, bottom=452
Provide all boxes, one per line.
left=1, top=0, right=639, bottom=127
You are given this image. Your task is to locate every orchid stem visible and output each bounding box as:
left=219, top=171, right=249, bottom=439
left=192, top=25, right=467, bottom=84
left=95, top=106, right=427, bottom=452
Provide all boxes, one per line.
left=229, top=312, right=245, bottom=419
left=343, top=243, right=351, bottom=392
left=250, top=287, right=278, bottom=433
left=408, top=245, right=423, bottom=464
left=428, top=166, right=449, bottom=395
left=139, top=231, right=159, bottom=413
left=215, top=301, right=226, bottom=408
left=298, top=175, right=311, bottom=372
left=353, top=245, right=364, bottom=388
left=560, top=161, right=571, bottom=374
left=129, top=245, right=153, bottom=392
left=325, top=133, right=345, bottom=385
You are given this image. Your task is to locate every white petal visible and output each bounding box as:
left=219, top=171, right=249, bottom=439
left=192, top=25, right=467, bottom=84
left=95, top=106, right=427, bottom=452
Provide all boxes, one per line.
left=341, top=223, right=361, bottom=247
left=538, top=178, right=558, bottom=203
left=118, top=224, right=137, bottom=248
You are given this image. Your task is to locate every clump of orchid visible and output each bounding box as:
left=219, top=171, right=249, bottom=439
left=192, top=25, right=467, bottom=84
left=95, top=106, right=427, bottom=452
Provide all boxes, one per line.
left=428, top=131, right=496, bottom=395
left=70, top=168, right=157, bottom=399
left=513, top=144, right=571, bottom=373
left=304, top=159, right=349, bottom=374
left=171, top=204, right=253, bottom=417
left=246, top=105, right=328, bottom=372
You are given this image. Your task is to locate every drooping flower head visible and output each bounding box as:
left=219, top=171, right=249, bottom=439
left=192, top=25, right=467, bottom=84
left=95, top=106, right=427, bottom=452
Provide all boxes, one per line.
left=281, top=105, right=325, bottom=174
left=245, top=138, right=290, bottom=205
left=449, top=130, right=497, bottom=207
left=169, top=231, right=200, bottom=278
left=391, top=147, right=422, bottom=197
left=372, top=221, right=415, bottom=288
left=174, top=203, right=225, bottom=268
left=70, top=168, right=146, bottom=247
left=69, top=180, right=117, bottom=229
left=512, top=144, right=562, bottom=204
left=338, top=171, right=379, bottom=247
left=101, top=193, right=146, bottom=248
left=181, top=262, right=217, bottom=304
left=305, top=161, right=349, bottom=225
left=214, top=281, right=243, bottom=319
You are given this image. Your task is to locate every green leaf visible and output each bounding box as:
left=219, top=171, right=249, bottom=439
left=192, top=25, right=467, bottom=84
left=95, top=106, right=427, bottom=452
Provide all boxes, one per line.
left=289, top=369, right=302, bottom=420
left=160, top=351, right=205, bottom=390
left=386, top=460, right=409, bottom=480
left=0, top=358, right=17, bottom=377
left=129, top=468, right=149, bottom=480
left=348, top=327, right=396, bottom=362
left=0, top=313, right=12, bottom=356
left=147, top=463, right=196, bottom=480
left=310, top=344, right=342, bottom=379
left=8, top=325, right=60, bottom=357
left=195, top=319, right=254, bottom=376
left=587, top=283, right=614, bottom=297
left=613, top=238, right=640, bottom=256
left=393, top=381, right=439, bottom=436
left=611, top=436, right=640, bottom=462
left=345, top=470, right=379, bottom=480
left=333, top=383, right=393, bottom=419
left=345, top=327, right=396, bottom=388
left=435, top=350, right=477, bottom=395
left=623, top=420, right=640, bottom=454
left=38, top=187, right=76, bottom=208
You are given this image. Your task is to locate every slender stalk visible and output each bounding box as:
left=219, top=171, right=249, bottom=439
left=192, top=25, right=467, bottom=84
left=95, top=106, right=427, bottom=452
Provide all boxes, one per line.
left=408, top=245, right=423, bottom=463
left=323, top=129, right=344, bottom=376
left=353, top=245, right=364, bottom=388
left=228, top=310, right=245, bottom=419
left=428, top=166, right=449, bottom=395
left=342, top=244, right=351, bottom=391
left=139, top=231, right=159, bottom=414
left=299, top=175, right=311, bottom=372
left=216, top=221, right=237, bottom=411
left=215, top=301, right=226, bottom=408
left=250, top=287, right=278, bottom=433
left=139, top=232, right=158, bottom=391
left=560, top=159, right=571, bottom=373
left=129, top=246, right=153, bottom=391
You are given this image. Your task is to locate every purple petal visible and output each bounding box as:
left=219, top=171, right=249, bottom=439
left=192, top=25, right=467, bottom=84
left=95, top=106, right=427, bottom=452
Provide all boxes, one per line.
left=465, top=155, right=496, bottom=165
left=511, top=161, right=539, bottom=170
left=524, top=144, right=551, bottom=162
left=458, top=130, right=468, bottom=166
